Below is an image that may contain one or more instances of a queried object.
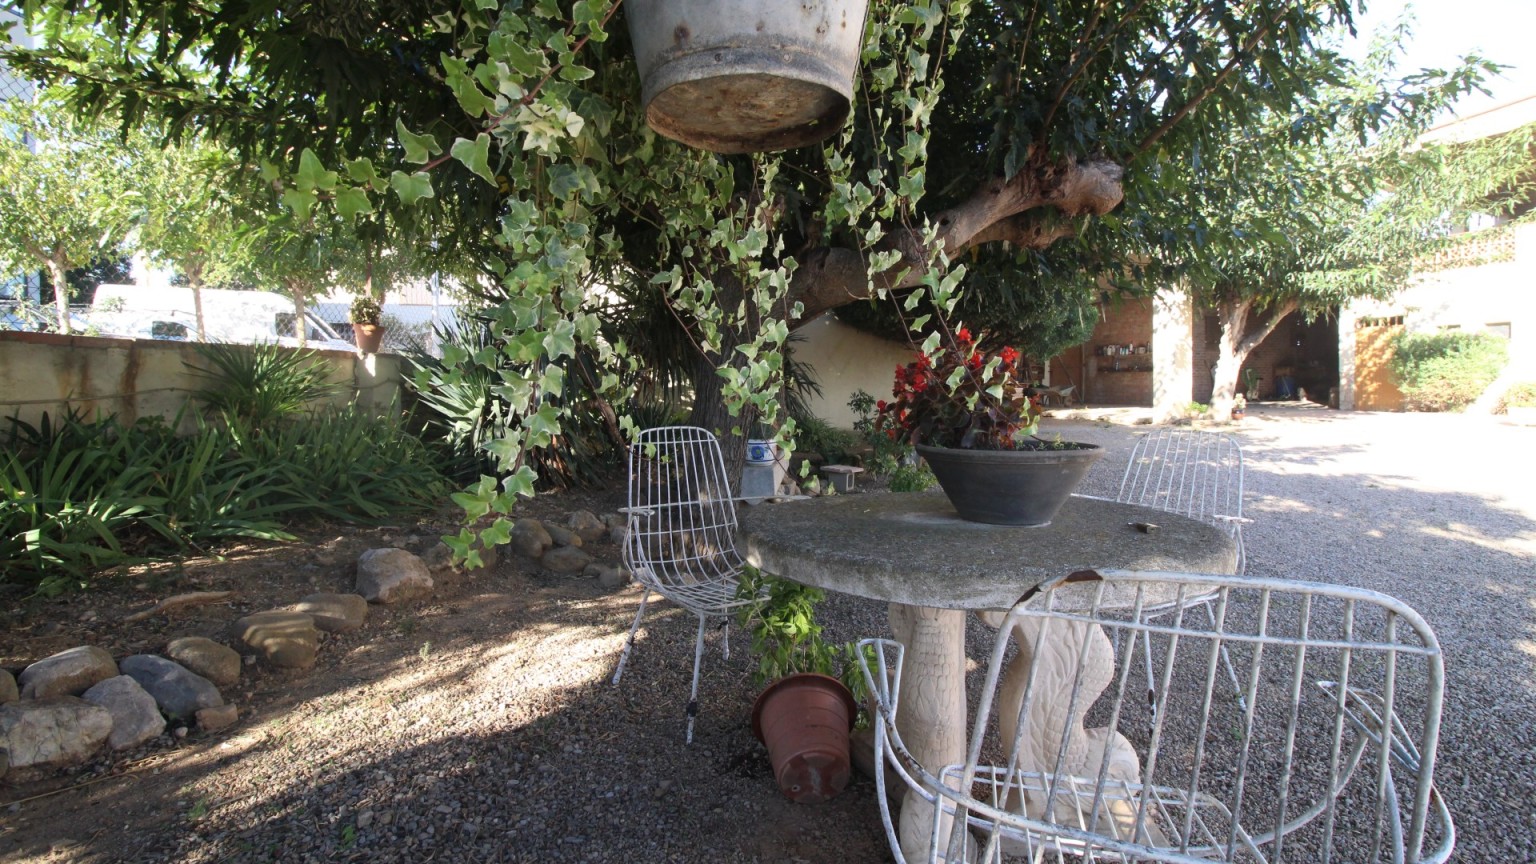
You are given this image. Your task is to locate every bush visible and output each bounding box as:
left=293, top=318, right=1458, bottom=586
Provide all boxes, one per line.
left=794, top=416, right=860, bottom=464
left=1390, top=331, right=1508, bottom=412
left=1503, top=382, right=1536, bottom=409
left=1, top=405, right=446, bottom=596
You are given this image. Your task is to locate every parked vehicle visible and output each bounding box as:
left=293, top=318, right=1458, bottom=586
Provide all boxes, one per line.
left=89, top=285, right=356, bottom=351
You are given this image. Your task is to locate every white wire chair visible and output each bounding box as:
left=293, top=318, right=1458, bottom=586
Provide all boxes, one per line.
left=859, top=569, right=1453, bottom=864
left=1118, top=428, right=1251, bottom=709
left=610, top=426, right=755, bottom=743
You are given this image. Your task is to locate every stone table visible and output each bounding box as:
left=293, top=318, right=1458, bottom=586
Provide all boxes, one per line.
left=740, top=491, right=1238, bottom=859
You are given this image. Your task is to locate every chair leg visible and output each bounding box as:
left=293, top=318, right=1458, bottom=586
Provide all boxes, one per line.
left=611, top=587, right=652, bottom=686
left=686, top=614, right=708, bottom=745
left=1202, top=598, right=1247, bottom=712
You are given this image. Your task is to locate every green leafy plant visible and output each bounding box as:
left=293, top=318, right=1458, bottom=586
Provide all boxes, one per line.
left=848, top=389, right=912, bottom=476
left=1390, top=331, right=1508, bottom=412
left=1503, top=382, right=1536, bottom=408
left=350, top=294, right=382, bottom=325
left=188, top=342, right=340, bottom=426
left=888, top=464, right=937, bottom=492
left=735, top=566, right=869, bottom=706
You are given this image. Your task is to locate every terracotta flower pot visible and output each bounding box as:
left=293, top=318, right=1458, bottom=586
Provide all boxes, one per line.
left=751, top=673, right=856, bottom=803
left=353, top=322, right=385, bottom=354
left=917, top=442, right=1103, bottom=526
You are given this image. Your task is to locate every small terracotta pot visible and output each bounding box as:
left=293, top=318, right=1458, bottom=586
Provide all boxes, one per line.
left=751, top=673, right=856, bottom=804
left=353, top=322, right=385, bottom=354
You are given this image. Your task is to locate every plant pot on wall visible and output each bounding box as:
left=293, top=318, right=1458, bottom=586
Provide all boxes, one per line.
left=751, top=672, right=856, bottom=804
left=354, top=323, right=385, bottom=354
left=917, top=442, right=1104, bottom=527
left=626, top=0, right=871, bottom=154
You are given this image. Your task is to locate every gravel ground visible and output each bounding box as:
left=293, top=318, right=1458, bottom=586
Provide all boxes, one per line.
left=3, top=402, right=1532, bottom=863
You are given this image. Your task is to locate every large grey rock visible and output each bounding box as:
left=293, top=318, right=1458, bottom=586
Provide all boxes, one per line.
left=540, top=545, right=593, bottom=574
left=118, top=655, right=223, bottom=720
left=82, top=676, right=165, bottom=750
left=545, top=523, right=583, bottom=548
left=232, top=611, right=321, bottom=670
left=356, top=548, right=435, bottom=605
left=0, top=697, right=112, bottom=770
left=601, top=512, right=626, bottom=530
left=510, top=518, right=553, bottom=558
left=608, top=524, right=629, bottom=548
left=421, top=542, right=455, bottom=573
left=292, top=593, right=368, bottom=634
left=165, top=637, right=242, bottom=687
left=568, top=510, right=608, bottom=543
left=0, top=669, right=16, bottom=704
left=18, top=645, right=118, bottom=700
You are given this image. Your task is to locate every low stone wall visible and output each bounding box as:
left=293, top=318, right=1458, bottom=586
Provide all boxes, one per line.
left=0, top=331, right=406, bottom=429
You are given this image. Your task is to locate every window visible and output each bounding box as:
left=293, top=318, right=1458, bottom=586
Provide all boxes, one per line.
left=1485, top=322, right=1512, bottom=339
left=150, top=321, right=189, bottom=340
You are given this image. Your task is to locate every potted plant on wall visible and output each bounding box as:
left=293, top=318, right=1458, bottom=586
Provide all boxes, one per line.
left=878, top=326, right=1102, bottom=526
left=737, top=567, right=863, bottom=805
left=350, top=294, right=385, bottom=354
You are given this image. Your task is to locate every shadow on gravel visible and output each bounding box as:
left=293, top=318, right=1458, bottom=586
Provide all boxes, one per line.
left=2, top=569, right=896, bottom=864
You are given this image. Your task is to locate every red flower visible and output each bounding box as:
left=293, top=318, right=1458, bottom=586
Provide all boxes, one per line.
left=876, top=399, right=888, bottom=412
left=955, top=327, right=972, bottom=344
left=911, top=375, right=928, bottom=393
left=1000, top=346, right=1019, bottom=365
left=967, top=352, right=982, bottom=370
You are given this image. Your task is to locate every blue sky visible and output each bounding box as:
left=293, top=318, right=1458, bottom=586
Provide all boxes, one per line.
left=1346, top=0, right=1536, bottom=114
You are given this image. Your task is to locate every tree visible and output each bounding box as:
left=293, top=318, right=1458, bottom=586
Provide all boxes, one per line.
left=1, top=0, right=1407, bottom=553
left=139, top=142, right=260, bottom=339
left=1131, top=28, right=1533, bottom=420
left=0, top=96, right=146, bottom=332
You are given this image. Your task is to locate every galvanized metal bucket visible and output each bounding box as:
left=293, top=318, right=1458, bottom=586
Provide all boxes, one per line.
left=626, top=0, right=871, bottom=154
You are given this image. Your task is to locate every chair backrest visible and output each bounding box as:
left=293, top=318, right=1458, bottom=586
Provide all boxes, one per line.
left=862, top=569, right=1452, bottom=864
left=1119, top=428, right=1246, bottom=571
left=624, top=426, right=746, bottom=611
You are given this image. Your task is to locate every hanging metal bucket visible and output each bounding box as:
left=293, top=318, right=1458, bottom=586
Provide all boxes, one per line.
left=626, top=0, right=871, bottom=154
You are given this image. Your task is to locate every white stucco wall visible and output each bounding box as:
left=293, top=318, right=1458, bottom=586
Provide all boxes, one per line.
left=792, top=313, right=914, bottom=428
left=1347, top=223, right=1536, bottom=380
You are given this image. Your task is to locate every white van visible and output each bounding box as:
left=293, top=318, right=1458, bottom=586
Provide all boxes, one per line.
left=90, top=285, right=356, bottom=351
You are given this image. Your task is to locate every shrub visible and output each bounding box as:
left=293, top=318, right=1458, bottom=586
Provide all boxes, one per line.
left=1, top=404, right=446, bottom=596
left=1503, top=382, right=1536, bottom=409
left=1390, top=331, right=1508, bottom=412
left=794, top=416, right=860, bottom=464
left=888, top=464, right=936, bottom=492
left=187, top=342, right=340, bottom=426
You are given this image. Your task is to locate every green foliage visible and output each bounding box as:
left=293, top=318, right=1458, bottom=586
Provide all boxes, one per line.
left=1503, top=382, right=1536, bottom=408
left=734, top=566, right=868, bottom=706
left=794, top=417, right=859, bottom=465
left=1390, top=331, right=1509, bottom=412
left=0, top=406, right=445, bottom=595
left=0, top=96, right=148, bottom=333
left=406, top=319, right=620, bottom=489
left=888, top=464, right=937, bottom=493
left=846, top=389, right=913, bottom=476
left=188, top=343, right=340, bottom=426
left=350, top=294, right=383, bottom=325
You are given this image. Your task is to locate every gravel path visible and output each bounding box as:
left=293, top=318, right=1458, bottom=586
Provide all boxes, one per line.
left=3, top=403, right=1532, bottom=863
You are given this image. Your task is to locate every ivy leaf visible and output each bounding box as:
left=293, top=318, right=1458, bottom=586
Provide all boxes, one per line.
left=335, top=187, right=373, bottom=222
left=280, top=188, right=315, bottom=221
left=390, top=170, right=436, bottom=206
left=396, top=119, right=442, bottom=164
left=542, top=319, right=577, bottom=359
left=451, top=133, right=496, bottom=186
left=295, top=148, right=337, bottom=192
left=345, top=157, right=387, bottom=191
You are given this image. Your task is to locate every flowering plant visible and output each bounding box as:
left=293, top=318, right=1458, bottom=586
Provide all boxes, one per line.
left=877, top=328, right=1042, bottom=450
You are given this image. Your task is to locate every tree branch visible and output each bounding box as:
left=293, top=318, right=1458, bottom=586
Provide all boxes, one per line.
left=783, top=156, right=1124, bottom=325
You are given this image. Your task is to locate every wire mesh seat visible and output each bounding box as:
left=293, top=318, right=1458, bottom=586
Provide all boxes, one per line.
left=610, top=426, right=754, bottom=743
left=858, top=569, right=1453, bottom=864
left=1118, top=428, right=1251, bottom=708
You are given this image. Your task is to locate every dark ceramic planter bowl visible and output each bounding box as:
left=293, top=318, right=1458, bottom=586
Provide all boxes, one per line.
left=916, top=442, right=1104, bottom=526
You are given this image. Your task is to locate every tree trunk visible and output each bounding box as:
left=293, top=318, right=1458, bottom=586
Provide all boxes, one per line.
left=187, top=264, right=208, bottom=341
left=46, top=256, right=72, bottom=335
left=290, top=285, right=309, bottom=347
left=1209, top=296, right=1298, bottom=422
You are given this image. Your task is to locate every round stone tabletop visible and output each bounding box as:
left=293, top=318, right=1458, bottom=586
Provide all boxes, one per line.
left=741, top=491, right=1238, bottom=611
